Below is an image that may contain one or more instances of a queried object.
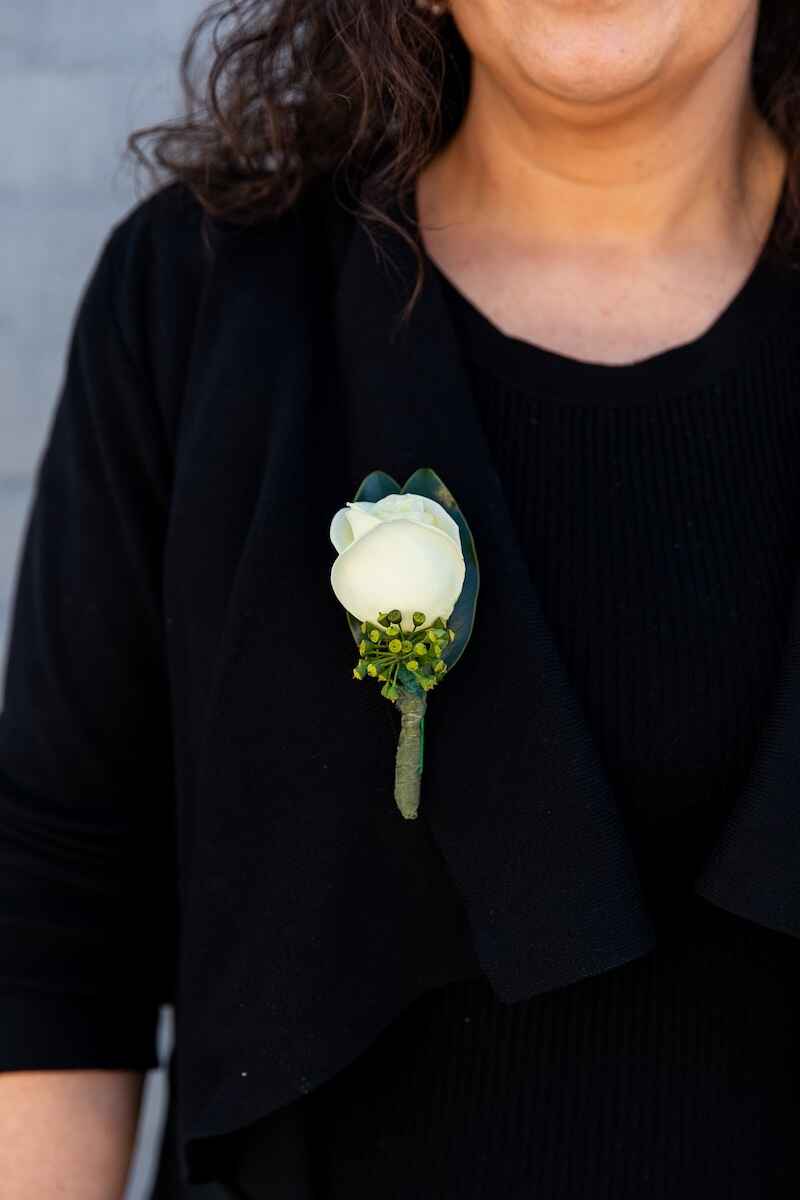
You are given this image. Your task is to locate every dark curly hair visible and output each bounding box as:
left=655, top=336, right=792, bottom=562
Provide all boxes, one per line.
left=126, top=0, right=800, bottom=323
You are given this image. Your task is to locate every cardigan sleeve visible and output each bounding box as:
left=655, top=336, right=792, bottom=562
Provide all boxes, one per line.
left=0, top=215, right=178, bottom=1071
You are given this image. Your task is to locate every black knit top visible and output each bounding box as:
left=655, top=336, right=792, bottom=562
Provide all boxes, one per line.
left=218, top=243, right=800, bottom=1198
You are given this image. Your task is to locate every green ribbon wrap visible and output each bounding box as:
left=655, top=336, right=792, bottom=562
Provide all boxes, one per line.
left=393, top=686, right=428, bottom=820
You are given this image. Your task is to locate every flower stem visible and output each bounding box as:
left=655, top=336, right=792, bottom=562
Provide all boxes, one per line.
left=394, top=686, right=427, bottom=819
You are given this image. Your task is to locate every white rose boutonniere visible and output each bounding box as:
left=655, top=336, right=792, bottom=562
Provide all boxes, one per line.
left=329, top=468, right=479, bottom=820
left=330, top=492, right=465, bottom=633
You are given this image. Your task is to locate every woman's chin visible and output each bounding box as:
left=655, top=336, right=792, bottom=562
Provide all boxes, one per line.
left=515, top=51, right=666, bottom=111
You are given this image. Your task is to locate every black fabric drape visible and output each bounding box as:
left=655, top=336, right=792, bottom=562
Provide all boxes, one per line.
left=1, top=175, right=799, bottom=1189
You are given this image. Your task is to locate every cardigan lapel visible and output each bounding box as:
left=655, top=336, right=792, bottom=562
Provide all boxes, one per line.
left=692, top=561, right=800, bottom=940
left=323, top=187, right=659, bottom=1002
left=320, top=181, right=800, bottom=979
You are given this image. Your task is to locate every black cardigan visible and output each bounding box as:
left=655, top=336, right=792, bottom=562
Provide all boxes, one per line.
left=1, top=175, right=799, bottom=1187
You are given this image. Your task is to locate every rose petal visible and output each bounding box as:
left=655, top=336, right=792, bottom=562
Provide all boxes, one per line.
left=330, top=518, right=466, bottom=632
left=344, top=502, right=383, bottom=543
left=329, top=508, right=355, bottom=554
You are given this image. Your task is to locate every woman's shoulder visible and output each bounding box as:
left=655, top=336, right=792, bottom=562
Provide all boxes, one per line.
left=108, top=175, right=326, bottom=278
left=91, top=177, right=328, bottom=446
left=104, top=176, right=328, bottom=350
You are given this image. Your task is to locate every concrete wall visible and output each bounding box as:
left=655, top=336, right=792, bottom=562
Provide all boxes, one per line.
left=1, top=4, right=205, bottom=1195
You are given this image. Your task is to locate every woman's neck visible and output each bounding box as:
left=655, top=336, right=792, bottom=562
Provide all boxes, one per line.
left=414, top=17, right=789, bottom=368
left=419, top=19, right=786, bottom=265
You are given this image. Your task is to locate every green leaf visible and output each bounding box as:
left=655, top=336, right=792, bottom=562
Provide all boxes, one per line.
left=397, top=665, right=426, bottom=697
left=400, top=468, right=479, bottom=675
left=354, top=470, right=401, bottom=504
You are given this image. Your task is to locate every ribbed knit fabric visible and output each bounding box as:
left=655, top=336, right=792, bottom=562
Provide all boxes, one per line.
left=223, top=248, right=800, bottom=1198
left=437, top=251, right=800, bottom=930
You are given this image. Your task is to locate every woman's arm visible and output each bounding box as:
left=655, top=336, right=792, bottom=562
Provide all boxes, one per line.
left=0, top=1070, right=144, bottom=1200
left=0, top=199, right=179, bottom=1165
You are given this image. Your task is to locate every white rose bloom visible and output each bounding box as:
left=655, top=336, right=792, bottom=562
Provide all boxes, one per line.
left=329, top=493, right=466, bottom=633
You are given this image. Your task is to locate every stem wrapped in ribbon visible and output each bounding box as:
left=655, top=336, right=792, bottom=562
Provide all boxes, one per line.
left=329, top=468, right=479, bottom=819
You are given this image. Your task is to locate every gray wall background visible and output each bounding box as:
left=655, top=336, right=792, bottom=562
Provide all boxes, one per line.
left=1, top=4, right=205, bottom=1195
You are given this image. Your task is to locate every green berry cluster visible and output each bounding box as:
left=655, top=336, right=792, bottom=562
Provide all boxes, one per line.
left=352, top=608, right=456, bottom=700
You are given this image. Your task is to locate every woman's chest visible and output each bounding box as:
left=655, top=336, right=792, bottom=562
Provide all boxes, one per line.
left=470, top=362, right=800, bottom=786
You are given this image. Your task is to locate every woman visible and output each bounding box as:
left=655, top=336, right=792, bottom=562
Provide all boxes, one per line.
left=2, top=0, right=800, bottom=1196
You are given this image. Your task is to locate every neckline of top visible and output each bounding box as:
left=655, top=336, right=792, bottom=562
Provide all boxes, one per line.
left=413, top=179, right=800, bottom=405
